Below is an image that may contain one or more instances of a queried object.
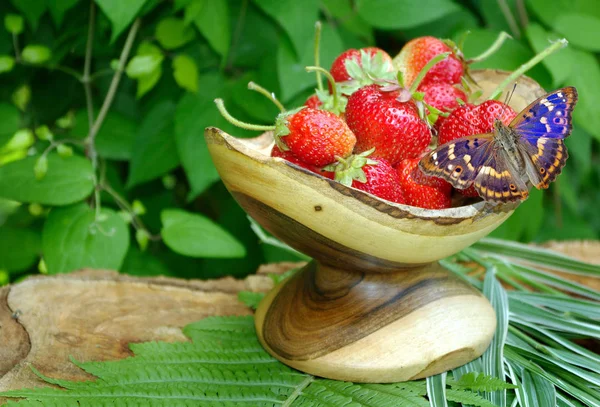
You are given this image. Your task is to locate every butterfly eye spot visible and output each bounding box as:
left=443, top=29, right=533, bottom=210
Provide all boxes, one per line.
left=509, top=184, right=517, bottom=191
left=539, top=168, right=546, bottom=174
left=453, top=166, right=462, bottom=174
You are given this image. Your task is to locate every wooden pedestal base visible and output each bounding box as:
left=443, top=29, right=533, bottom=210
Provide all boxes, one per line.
left=255, top=261, right=496, bottom=383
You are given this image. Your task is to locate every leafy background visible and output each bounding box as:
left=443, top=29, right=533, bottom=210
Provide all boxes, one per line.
left=0, top=0, right=599, bottom=284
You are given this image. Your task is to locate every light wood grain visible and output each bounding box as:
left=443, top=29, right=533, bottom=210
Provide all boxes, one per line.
left=254, top=261, right=496, bottom=382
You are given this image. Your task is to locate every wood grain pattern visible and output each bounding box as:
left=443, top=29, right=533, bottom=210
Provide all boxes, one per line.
left=260, top=261, right=478, bottom=360
left=255, top=261, right=496, bottom=382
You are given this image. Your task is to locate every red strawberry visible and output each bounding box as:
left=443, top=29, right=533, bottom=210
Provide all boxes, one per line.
left=438, top=100, right=517, bottom=145
left=304, top=94, right=322, bottom=109
left=394, top=36, right=463, bottom=87
left=419, top=82, right=466, bottom=130
left=397, top=157, right=452, bottom=209
left=274, top=107, right=356, bottom=167
left=345, top=84, right=431, bottom=166
left=330, top=47, right=393, bottom=84
left=271, top=145, right=333, bottom=179
left=327, top=151, right=405, bottom=204
left=437, top=100, right=517, bottom=197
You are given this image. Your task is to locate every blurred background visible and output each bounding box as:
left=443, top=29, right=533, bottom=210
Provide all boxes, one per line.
left=0, top=0, right=598, bottom=283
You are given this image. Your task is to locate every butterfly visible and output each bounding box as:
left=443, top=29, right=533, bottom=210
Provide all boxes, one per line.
left=418, top=87, right=578, bottom=203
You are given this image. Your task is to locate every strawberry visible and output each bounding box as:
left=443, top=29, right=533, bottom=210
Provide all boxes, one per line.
left=330, top=47, right=393, bottom=85
left=274, top=107, right=356, bottom=167
left=326, top=151, right=405, bottom=204
left=271, top=145, right=333, bottom=179
left=419, top=82, right=466, bottom=130
left=437, top=100, right=517, bottom=145
left=397, top=156, right=452, bottom=209
left=437, top=100, right=517, bottom=197
left=345, top=84, right=431, bottom=166
left=394, top=36, right=463, bottom=88
left=304, top=94, right=322, bottom=109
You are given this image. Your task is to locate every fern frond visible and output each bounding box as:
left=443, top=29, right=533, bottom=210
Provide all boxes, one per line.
left=238, top=291, right=265, bottom=309
left=447, top=371, right=518, bottom=392
left=0, top=315, right=430, bottom=407
left=445, top=388, right=498, bottom=407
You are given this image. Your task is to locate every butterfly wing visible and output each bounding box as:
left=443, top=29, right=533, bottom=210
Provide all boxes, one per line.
left=509, top=87, right=578, bottom=140
left=510, top=87, right=576, bottom=189
left=419, top=134, right=495, bottom=190
left=419, top=134, right=530, bottom=203
left=518, top=137, right=568, bottom=189
left=472, top=148, right=530, bottom=202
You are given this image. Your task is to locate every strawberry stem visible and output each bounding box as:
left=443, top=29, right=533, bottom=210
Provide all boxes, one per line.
left=247, top=81, right=285, bottom=112
left=488, top=38, right=568, bottom=101
left=214, top=98, right=275, bottom=132
left=306, top=66, right=339, bottom=111
left=408, top=52, right=450, bottom=93
left=467, top=31, right=511, bottom=64
left=314, top=21, right=324, bottom=92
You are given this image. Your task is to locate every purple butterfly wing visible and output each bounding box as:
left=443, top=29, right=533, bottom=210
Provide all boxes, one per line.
left=509, top=87, right=578, bottom=141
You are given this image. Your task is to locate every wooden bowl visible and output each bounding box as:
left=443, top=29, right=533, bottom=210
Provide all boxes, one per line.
left=204, top=70, right=545, bottom=383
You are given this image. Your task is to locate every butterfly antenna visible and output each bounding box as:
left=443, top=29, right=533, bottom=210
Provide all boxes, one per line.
left=498, top=83, right=517, bottom=121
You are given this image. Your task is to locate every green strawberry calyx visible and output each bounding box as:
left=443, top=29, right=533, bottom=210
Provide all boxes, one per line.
left=324, top=148, right=378, bottom=186
left=273, top=106, right=306, bottom=151
left=340, top=50, right=396, bottom=95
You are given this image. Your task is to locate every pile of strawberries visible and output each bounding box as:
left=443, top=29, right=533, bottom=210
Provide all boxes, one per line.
left=218, top=36, right=519, bottom=210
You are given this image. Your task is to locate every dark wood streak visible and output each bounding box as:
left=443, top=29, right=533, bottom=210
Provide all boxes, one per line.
left=232, top=191, right=422, bottom=272
left=263, top=261, right=479, bottom=360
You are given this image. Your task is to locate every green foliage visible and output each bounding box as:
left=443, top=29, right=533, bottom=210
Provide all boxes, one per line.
left=447, top=372, right=518, bottom=392
left=0, top=0, right=597, bottom=284
left=0, top=315, right=502, bottom=406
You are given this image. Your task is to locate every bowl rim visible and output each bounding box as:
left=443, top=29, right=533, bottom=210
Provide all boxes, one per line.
left=205, top=126, right=514, bottom=224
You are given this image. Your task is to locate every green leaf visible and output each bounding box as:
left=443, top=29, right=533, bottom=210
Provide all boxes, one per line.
left=69, top=110, right=137, bottom=161
left=0, top=55, right=15, bottom=73
left=95, top=0, right=148, bottom=41
left=155, top=17, right=195, bottom=50
left=0, top=103, right=20, bottom=146
left=521, top=366, right=558, bottom=406
left=238, top=291, right=265, bottom=310
left=473, top=238, right=600, bottom=277
left=525, top=24, right=573, bottom=86
left=172, top=54, right=198, bottom=93
left=189, top=0, right=231, bottom=57
left=161, top=209, right=246, bottom=258
left=554, top=14, right=600, bottom=51
left=253, top=0, right=319, bottom=56
left=21, top=45, right=51, bottom=64
left=4, top=14, right=24, bottom=35
left=427, top=373, right=448, bottom=407
left=482, top=268, right=509, bottom=407
left=121, top=246, right=173, bottom=277
left=0, top=227, right=40, bottom=272
left=447, top=372, right=518, bottom=392
left=508, top=292, right=600, bottom=320
left=125, top=54, right=163, bottom=78
left=12, top=84, right=30, bottom=111
left=356, top=0, right=460, bottom=29
left=322, top=0, right=374, bottom=43
left=0, top=154, right=94, bottom=205
left=174, top=72, right=224, bottom=199
left=126, top=101, right=180, bottom=188
left=9, top=0, right=46, bottom=30
left=0, top=315, right=431, bottom=405
left=42, top=203, right=130, bottom=274
left=277, top=22, right=344, bottom=101
left=136, top=63, right=162, bottom=98
left=568, top=49, right=600, bottom=142
left=445, top=388, right=498, bottom=407
left=47, top=0, right=80, bottom=26
left=33, top=155, right=47, bottom=180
